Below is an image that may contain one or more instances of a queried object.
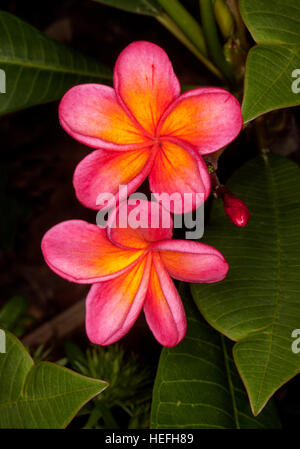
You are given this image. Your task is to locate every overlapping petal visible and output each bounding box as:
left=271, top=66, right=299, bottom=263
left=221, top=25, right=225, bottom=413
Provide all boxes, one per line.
left=86, top=253, right=151, bottom=345
left=59, top=84, right=150, bottom=150
left=152, top=239, right=229, bottom=283
left=114, top=41, right=181, bottom=135
left=158, top=87, right=243, bottom=155
left=73, top=147, right=155, bottom=210
left=149, top=141, right=211, bottom=213
left=108, top=200, right=173, bottom=250
left=143, top=252, right=186, bottom=347
left=41, top=220, right=144, bottom=283
left=41, top=199, right=230, bottom=347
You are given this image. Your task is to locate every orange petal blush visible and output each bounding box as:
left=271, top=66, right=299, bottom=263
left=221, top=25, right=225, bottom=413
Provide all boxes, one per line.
left=41, top=201, right=229, bottom=347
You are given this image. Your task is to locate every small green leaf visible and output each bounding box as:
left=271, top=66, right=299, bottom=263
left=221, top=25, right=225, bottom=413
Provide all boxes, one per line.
left=240, top=0, right=300, bottom=123
left=64, top=341, right=87, bottom=368
left=0, top=296, right=28, bottom=332
left=151, top=286, right=280, bottom=428
left=191, top=154, right=300, bottom=415
left=0, top=329, right=108, bottom=428
left=0, top=11, right=112, bottom=115
left=92, top=0, right=162, bottom=16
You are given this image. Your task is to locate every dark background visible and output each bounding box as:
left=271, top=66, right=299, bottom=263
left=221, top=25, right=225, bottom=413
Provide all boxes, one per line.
left=0, top=0, right=299, bottom=428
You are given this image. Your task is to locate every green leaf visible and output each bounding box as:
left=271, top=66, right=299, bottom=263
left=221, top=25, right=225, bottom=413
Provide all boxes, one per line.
left=0, top=11, right=112, bottom=115
left=0, top=296, right=28, bottom=332
left=0, top=329, right=108, bottom=428
left=240, top=0, right=300, bottom=46
left=93, top=0, right=225, bottom=81
left=92, top=0, right=162, bottom=16
left=64, top=341, right=87, bottom=368
left=151, top=285, right=280, bottom=428
left=191, top=154, right=300, bottom=415
left=240, top=0, right=300, bottom=123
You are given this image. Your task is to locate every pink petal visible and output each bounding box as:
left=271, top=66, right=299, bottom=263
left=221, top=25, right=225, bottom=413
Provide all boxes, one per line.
left=59, top=84, right=150, bottom=150
left=73, top=147, right=155, bottom=210
left=114, top=41, right=181, bottom=135
left=86, top=253, right=151, bottom=345
left=158, top=87, right=243, bottom=155
left=107, top=199, right=173, bottom=250
left=152, top=239, right=229, bottom=283
left=41, top=220, right=145, bottom=283
left=149, top=141, right=211, bottom=213
left=143, top=253, right=186, bottom=347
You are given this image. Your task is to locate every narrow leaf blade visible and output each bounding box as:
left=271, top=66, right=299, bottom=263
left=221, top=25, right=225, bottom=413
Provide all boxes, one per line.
left=0, top=11, right=112, bottom=115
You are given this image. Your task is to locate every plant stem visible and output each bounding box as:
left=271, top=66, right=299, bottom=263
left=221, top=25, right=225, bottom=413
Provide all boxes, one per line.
left=225, top=0, right=250, bottom=51
left=96, top=401, right=120, bottom=429
left=199, top=0, right=234, bottom=83
left=157, top=13, right=225, bottom=82
left=156, top=0, right=207, bottom=55
left=255, top=116, right=270, bottom=160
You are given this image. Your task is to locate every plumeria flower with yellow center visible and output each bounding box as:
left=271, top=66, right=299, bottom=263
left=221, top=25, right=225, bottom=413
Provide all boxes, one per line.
left=41, top=200, right=228, bottom=347
left=59, top=41, right=243, bottom=214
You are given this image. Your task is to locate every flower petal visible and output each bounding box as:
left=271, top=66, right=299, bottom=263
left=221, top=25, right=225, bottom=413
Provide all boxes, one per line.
left=143, top=253, right=186, bottom=347
left=41, top=220, right=144, bottom=283
left=149, top=141, right=211, bottom=213
left=153, top=239, right=229, bottom=283
left=107, top=199, right=173, bottom=250
left=73, top=147, right=155, bottom=210
left=86, top=253, right=151, bottom=345
left=59, top=84, right=149, bottom=150
left=114, top=41, right=181, bottom=135
left=159, top=87, right=243, bottom=155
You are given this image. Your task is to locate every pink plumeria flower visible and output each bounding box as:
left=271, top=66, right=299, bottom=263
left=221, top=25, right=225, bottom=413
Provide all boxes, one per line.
left=41, top=200, right=228, bottom=347
left=59, top=41, right=242, bottom=214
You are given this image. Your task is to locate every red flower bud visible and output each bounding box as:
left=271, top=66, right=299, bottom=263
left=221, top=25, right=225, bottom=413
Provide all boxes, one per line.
left=221, top=188, right=250, bottom=227
left=209, top=173, right=250, bottom=227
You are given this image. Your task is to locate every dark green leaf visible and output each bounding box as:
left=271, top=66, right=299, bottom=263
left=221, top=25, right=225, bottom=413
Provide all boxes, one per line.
left=191, top=154, right=300, bottom=415
left=240, top=0, right=300, bottom=123
left=151, top=285, right=280, bottom=428
left=0, top=329, right=108, bottom=428
left=0, top=11, right=111, bottom=115
left=240, top=0, right=300, bottom=46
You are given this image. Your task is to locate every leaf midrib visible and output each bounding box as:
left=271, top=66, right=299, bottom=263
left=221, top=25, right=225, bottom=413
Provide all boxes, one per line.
left=0, top=385, right=103, bottom=408
left=0, top=57, right=112, bottom=79
left=141, top=0, right=161, bottom=14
